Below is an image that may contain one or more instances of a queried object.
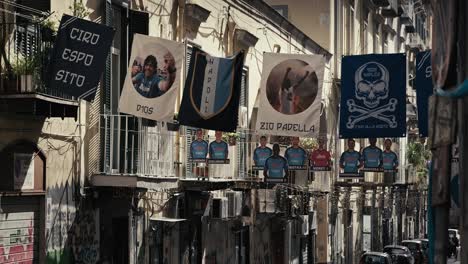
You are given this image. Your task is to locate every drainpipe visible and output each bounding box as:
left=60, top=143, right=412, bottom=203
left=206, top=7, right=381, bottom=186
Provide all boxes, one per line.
left=175, top=0, right=185, bottom=177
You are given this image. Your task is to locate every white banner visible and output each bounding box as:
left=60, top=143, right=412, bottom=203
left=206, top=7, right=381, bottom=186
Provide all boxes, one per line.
left=119, top=34, right=184, bottom=121
left=255, top=53, right=325, bottom=137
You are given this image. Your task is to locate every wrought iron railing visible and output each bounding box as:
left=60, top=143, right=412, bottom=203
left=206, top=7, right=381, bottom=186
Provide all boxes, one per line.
left=0, top=21, right=74, bottom=99
left=99, top=114, right=332, bottom=192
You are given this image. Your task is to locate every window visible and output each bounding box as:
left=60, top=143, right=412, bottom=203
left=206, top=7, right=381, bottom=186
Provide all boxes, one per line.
left=238, top=69, right=249, bottom=177
left=363, top=22, right=368, bottom=53
left=383, top=32, right=388, bottom=53
left=343, top=0, right=355, bottom=55
left=374, top=23, right=380, bottom=53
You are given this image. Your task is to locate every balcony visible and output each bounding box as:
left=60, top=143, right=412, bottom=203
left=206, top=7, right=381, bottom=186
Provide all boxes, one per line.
left=94, top=114, right=254, bottom=189
left=94, top=114, right=327, bottom=191
left=0, top=21, right=78, bottom=118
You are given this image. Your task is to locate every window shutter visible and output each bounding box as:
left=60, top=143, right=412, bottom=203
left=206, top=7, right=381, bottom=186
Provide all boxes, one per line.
left=185, top=46, right=195, bottom=177
left=237, top=69, right=248, bottom=178
left=101, top=0, right=113, bottom=172
left=128, top=10, right=149, bottom=50
left=15, top=24, right=38, bottom=59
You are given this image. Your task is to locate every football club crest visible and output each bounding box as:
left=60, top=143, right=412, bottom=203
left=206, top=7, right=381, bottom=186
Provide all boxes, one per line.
left=179, top=47, right=245, bottom=131
left=189, top=52, right=235, bottom=119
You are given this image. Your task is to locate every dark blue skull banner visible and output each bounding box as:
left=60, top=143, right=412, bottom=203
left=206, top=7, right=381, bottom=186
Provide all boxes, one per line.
left=339, top=54, right=406, bottom=138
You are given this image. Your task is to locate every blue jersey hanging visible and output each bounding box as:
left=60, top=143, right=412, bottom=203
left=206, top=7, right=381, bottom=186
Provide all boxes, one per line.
left=285, top=147, right=308, bottom=166
left=361, top=146, right=383, bottom=168
left=190, top=139, right=208, bottom=159
left=253, top=146, right=273, bottom=167
left=209, top=140, right=229, bottom=160
left=382, top=151, right=398, bottom=170
left=265, top=156, right=288, bottom=178
left=339, top=150, right=361, bottom=173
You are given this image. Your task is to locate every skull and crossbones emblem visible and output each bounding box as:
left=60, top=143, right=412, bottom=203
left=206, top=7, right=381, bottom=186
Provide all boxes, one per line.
left=347, top=61, right=398, bottom=128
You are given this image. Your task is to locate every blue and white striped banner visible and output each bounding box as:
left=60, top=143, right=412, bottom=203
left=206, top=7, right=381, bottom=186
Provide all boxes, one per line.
left=179, top=47, right=245, bottom=131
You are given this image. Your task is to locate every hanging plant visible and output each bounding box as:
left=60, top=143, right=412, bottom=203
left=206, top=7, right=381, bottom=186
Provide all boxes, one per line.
left=222, top=132, right=239, bottom=146
left=407, top=141, right=431, bottom=187
left=68, top=2, right=91, bottom=18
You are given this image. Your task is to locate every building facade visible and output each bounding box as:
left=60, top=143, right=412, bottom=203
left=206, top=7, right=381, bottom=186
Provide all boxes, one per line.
left=0, top=0, right=432, bottom=263
left=264, top=0, right=431, bottom=263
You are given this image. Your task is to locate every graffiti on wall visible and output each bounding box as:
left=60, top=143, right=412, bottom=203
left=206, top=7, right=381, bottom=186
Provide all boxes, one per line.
left=0, top=216, right=35, bottom=263
left=71, top=209, right=100, bottom=264
left=47, top=199, right=77, bottom=251
left=252, top=217, right=274, bottom=264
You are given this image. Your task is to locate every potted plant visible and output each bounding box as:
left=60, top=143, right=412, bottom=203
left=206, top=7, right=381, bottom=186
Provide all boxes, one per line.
left=0, top=73, right=17, bottom=93
left=12, top=55, right=38, bottom=93
left=223, top=132, right=239, bottom=146
left=40, top=19, right=57, bottom=42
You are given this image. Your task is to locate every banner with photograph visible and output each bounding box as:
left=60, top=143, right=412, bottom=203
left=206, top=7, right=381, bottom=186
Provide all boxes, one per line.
left=48, top=14, right=114, bottom=101
left=339, top=54, right=406, bottom=138
left=416, top=50, right=433, bottom=138
left=255, top=53, right=325, bottom=137
left=178, top=47, right=245, bottom=131
left=119, top=34, right=183, bottom=121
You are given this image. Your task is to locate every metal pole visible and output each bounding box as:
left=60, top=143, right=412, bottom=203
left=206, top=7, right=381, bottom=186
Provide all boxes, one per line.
left=433, top=147, right=450, bottom=264
left=458, top=0, right=468, bottom=261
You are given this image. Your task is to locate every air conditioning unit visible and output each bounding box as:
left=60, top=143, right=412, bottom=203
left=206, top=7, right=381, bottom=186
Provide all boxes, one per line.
left=226, top=191, right=244, bottom=217
left=295, top=215, right=309, bottom=236
left=235, top=192, right=243, bottom=216
left=238, top=106, right=248, bottom=128
left=212, top=198, right=228, bottom=219
left=258, top=189, right=276, bottom=213
left=226, top=192, right=236, bottom=218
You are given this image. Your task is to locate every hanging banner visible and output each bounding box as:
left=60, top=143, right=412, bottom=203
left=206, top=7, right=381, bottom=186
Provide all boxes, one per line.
left=416, top=50, right=433, bottom=137
left=339, top=54, right=406, bottom=138
left=255, top=53, right=325, bottom=137
left=48, top=14, right=115, bottom=101
left=119, top=34, right=183, bottom=121
left=178, top=47, right=245, bottom=132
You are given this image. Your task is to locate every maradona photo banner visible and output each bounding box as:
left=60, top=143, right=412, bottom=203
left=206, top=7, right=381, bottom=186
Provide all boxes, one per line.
left=339, top=53, right=406, bottom=138
left=255, top=53, right=325, bottom=137
left=119, top=34, right=183, bottom=121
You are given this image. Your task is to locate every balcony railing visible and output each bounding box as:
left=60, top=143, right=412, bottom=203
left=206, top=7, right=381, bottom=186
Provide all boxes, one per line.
left=100, top=114, right=261, bottom=180
left=100, top=114, right=179, bottom=178
left=0, top=21, right=73, bottom=99
left=99, top=114, right=332, bottom=192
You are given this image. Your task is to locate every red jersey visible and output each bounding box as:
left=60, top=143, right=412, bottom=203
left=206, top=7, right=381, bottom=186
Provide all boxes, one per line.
left=310, top=149, right=331, bottom=167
